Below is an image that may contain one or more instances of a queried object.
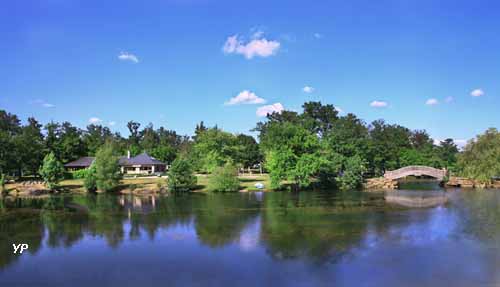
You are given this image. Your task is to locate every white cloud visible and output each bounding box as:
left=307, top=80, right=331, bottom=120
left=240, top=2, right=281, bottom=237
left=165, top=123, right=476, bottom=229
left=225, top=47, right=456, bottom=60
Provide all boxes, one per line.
left=89, top=117, right=102, bottom=124
left=225, top=90, right=265, bottom=105
left=426, top=98, right=439, bottom=105
left=335, top=106, right=343, bottom=113
left=302, top=86, right=315, bottom=93
left=108, top=121, right=116, bottom=126
left=256, top=103, right=284, bottom=117
left=252, top=30, right=264, bottom=39
left=313, top=33, right=323, bottom=39
left=223, top=35, right=280, bottom=59
left=31, top=99, right=55, bottom=108
left=224, top=90, right=266, bottom=106
left=445, top=96, right=453, bottom=103
left=470, top=89, right=484, bottom=97
left=118, top=52, right=139, bottom=63
left=370, top=100, right=388, bottom=108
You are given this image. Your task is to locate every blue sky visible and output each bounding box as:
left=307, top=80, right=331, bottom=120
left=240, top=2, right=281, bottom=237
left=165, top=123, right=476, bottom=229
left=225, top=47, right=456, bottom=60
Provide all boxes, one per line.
left=1, top=0, right=499, bottom=145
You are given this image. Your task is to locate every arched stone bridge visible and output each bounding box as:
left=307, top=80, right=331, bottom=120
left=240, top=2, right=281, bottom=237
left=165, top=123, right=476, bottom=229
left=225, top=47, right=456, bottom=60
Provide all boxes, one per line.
left=384, top=166, right=447, bottom=181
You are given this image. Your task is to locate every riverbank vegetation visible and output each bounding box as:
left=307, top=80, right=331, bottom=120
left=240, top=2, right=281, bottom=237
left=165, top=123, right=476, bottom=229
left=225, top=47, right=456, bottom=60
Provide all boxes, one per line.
left=1, top=102, right=498, bottom=193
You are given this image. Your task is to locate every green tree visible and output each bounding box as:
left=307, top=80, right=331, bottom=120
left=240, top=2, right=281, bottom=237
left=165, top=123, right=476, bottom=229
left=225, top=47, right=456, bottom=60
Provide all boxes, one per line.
left=336, top=155, right=367, bottom=190
left=438, top=138, right=459, bottom=169
left=83, top=164, right=97, bottom=192
left=233, top=134, right=262, bottom=168
left=368, top=120, right=412, bottom=174
left=58, top=122, right=86, bottom=162
left=192, top=128, right=238, bottom=173
left=39, top=152, right=65, bottom=189
left=167, top=158, right=197, bottom=192
left=0, top=174, right=6, bottom=194
left=0, top=110, right=21, bottom=176
left=12, top=117, right=45, bottom=175
left=457, top=128, right=500, bottom=183
left=94, top=144, right=122, bottom=192
left=207, top=162, right=240, bottom=192
left=149, top=145, right=177, bottom=164
left=83, top=124, right=113, bottom=156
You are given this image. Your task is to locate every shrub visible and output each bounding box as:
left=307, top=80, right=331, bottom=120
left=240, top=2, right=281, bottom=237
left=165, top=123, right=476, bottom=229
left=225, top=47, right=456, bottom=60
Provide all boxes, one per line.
left=83, top=164, right=97, bottom=192
left=336, top=155, right=367, bottom=191
left=207, top=162, right=240, bottom=192
left=94, top=144, right=122, bottom=192
left=39, top=152, right=65, bottom=189
left=167, top=158, right=196, bottom=193
left=72, top=169, right=90, bottom=179
left=0, top=174, right=5, bottom=194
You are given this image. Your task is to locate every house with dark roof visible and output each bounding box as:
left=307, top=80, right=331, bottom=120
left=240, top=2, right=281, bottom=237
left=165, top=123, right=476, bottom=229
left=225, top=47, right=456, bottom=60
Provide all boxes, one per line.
left=64, top=152, right=168, bottom=175
left=119, top=152, right=167, bottom=174
left=64, top=157, right=96, bottom=171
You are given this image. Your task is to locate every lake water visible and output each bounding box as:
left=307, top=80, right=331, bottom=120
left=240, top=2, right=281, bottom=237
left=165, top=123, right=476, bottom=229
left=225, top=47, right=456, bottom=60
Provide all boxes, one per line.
left=1, top=184, right=499, bottom=286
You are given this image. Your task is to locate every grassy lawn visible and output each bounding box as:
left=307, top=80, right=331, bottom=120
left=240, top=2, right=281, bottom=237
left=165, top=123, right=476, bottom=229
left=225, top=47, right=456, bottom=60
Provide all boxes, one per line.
left=4, top=173, right=272, bottom=194
left=195, top=173, right=271, bottom=192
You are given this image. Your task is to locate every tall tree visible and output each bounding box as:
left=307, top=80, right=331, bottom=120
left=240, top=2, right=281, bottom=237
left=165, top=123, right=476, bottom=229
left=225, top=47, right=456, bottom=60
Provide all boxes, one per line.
left=368, top=120, right=412, bottom=175
left=16, top=118, right=45, bottom=175
left=458, top=128, right=500, bottom=183
left=301, top=101, right=339, bottom=136
left=83, top=124, right=113, bottom=156
left=94, top=143, right=122, bottom=192
left=39, top=152, right=65, bottom=189
left=0, top=110, right=21, bottom=175
left=438, top=138, right=459, bottom=169
left=60, top=122, right=86, bottom=162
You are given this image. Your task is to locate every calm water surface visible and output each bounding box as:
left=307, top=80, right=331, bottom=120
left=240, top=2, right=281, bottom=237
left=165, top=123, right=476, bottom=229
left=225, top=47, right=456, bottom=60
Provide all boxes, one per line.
left=1, top=184, right=499, bottom=287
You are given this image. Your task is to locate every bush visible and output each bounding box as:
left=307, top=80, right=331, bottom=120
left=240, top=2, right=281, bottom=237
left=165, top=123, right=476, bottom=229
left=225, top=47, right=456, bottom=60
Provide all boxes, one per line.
left=94, top=144, right=122, bottom=192
left=72, top=169, right=90, bottom=179
left=39, top=152, right=65, bottom=189
left=207, top=162, right=240, bottom=192
left=336, top=155, right=367, bottom=191
left=83, top=164, right=97, bottom=192
left=0, top=174, right=5, bottom=194
left=167, top=158, right=196, bottom=193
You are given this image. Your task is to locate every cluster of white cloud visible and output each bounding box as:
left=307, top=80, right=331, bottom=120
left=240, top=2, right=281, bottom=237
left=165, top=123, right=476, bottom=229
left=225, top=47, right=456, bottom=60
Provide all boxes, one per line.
left=225, top=90, right=265, bottom=105
left=303, top=86, right=315, bottom=93
left=424, top=88, right=484, bottom=107
left=370, top=100, right=388, bottom=108
left=118, top=52, right=139, bottom=63
left=88, top=117, right=102, bottom=124
left=30, top=99, right=55, bottom=108
left=256, top=103, right=284, bottom=117
left=223, top=34, right=280, bottom=59
left=426, top=98, right=439, bottom=106
left=470, top=88, right=484, bottom=97
left=225, top=90, right=283, bottom=117
left=89, top=117, right=116, bottom=127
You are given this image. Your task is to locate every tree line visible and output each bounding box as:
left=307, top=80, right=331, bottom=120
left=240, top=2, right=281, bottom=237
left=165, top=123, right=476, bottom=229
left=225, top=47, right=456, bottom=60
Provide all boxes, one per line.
left=1, top=101, right=498, bottom=190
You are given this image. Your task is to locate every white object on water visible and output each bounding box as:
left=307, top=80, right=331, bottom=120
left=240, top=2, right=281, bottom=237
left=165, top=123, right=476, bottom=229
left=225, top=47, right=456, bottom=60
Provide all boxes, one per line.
left=254, top=182, right=264, bottom=189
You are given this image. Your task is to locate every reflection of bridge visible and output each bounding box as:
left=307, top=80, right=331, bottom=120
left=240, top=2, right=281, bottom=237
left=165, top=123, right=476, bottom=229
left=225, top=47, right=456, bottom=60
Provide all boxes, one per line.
left=384, top=166, right=447, bottom=181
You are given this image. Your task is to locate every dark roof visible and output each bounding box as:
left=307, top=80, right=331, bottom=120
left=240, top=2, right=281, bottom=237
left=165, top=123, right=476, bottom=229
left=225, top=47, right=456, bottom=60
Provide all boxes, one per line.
left=64, top=157, right=95, bottom=167
left=65, top=152, right=166, bottom=168
left=122, top=152, right=166, bottom=166
left=118, top=156, right=129, bottom=166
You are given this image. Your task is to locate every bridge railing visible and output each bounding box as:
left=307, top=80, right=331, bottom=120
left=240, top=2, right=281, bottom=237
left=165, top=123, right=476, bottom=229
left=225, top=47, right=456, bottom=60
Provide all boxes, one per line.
left=384, top=166, right=447, bottom=180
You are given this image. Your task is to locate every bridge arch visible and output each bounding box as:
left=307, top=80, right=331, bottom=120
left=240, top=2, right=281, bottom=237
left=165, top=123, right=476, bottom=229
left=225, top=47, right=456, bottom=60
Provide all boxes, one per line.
left=384, top=166, right=447, bottom=181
